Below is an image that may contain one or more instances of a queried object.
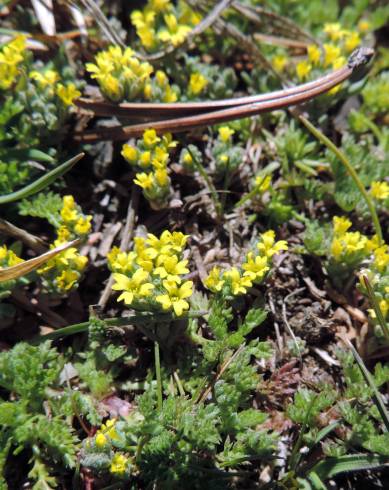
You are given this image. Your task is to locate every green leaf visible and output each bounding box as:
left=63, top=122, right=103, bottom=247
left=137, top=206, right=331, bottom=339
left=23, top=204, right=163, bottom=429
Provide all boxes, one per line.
left=310, top=454, right=389, bottom=480
left=0, top=153, right=84, bottom=204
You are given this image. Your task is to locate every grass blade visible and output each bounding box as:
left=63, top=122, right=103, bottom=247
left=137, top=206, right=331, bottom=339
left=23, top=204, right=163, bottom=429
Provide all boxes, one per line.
left=346, top=339, right=389, bottom=432
left=0, top=153, right=84, bottom=204
left=310, top=454, right=389, bottom=480
left=0, top=239, right=80, bottom=282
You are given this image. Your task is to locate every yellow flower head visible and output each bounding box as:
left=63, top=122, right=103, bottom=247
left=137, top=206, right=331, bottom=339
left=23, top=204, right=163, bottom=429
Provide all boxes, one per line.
left=324, top=23, right=344, bottom=42
left=296, top=60, right=312, bottom=81
left=272, top=54, right=287, bottom=72
left=374, top=245, right=389, bottom=273
left=254, top=175, right=271, bottom=193
left=112, top=269, right=154, bottom=304
left=257, top=230, right=288, bottom=258
left=344, top=31, right=361, bottom=52
left=358, top=20, right=370, bottom=33
left=307, top=45, right=321, bottom=65
left=370, top=181, right=389, bottom=200
left=155, top=168, right=169, bottom=187
left=204, top=266, right=224, bottom=292
left=56, top=83, right=81, bottom=106
left=122, top=144, right=138, bottom=163
left=242, top=252, right=270, bottom=281
left=323, top=44, right=341, bottom=67
left=134, top=172, right=155, bottom=190
left=74, top=216, right=92, bottom=235
left=156, top=279, right=193, bottom=316
left=95, top=433, right=107, bottom=448
left=143, top=129, right=161, bottom=148
left=154, top=255, right=189, bottom=281
left=110, top=453, right=128, bottom=475
left=56, top=269, right=79, bottom=292
left=218, top=126, right=235, bottom=143
left=223, top=267, right=252, bottom=296
left=333, top=216, right=352, bottom=235
left=30, top=69, right=59, bottom=88
left=189, top=72, right=208, bottom=95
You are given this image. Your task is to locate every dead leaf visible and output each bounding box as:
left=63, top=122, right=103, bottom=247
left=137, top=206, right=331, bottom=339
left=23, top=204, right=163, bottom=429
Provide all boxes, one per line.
left=0, top=239, right=80, bottom=282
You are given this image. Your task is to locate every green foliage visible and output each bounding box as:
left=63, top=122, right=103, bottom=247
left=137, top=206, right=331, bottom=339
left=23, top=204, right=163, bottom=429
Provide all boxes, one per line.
left=18, top=191, right=63, bottom=227
left=0, top=342, right=78, bottom=487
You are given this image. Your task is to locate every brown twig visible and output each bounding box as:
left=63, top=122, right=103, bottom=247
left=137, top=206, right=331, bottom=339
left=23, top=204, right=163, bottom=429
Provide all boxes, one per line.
left=0, top=218, right=47, bottom=254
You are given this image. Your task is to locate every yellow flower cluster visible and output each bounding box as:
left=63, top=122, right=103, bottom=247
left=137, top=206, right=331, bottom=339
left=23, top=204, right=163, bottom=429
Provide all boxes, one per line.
left=86, top=45, right=178, bottom=103
left=0, top=35, right=26, bottom=90
left=294, top=21, right=367, bottom=89
left=122, top=129, right=177, bottom=209
left=29, top=69, right=81, bottom=106
left=254, top=175, right=272, bottom=194
left=109, top=230, right=193, bottom=316
left=330, top=216, right=372, bottom=262
left=131, top=0, right=200, bottom=52
left=205, top=230, right=288, bottom=295
left=38, top=196, right=91, bottom=294
left=59, top=195, right=92, bottom=239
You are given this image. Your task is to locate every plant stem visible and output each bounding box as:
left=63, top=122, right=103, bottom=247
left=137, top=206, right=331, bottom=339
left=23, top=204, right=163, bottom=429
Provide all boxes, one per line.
left=362, top=275, right=389, bottom=342
left=299, top=115, right=383, bottom=245
left=154, top=341, right=163, bottom=411
left=34, top=311, right=208, bottom=342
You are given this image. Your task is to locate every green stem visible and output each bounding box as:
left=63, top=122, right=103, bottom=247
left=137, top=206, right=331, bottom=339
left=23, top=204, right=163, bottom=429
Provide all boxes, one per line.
left=154, top=341, right=163, bottom=411
left=299, top=116, right=383, bottom=245
left=34, top=311, right=208, bottom=342
left=235, top=187, right=258, bottom=208
left=362, top=275, right=389, bottom=342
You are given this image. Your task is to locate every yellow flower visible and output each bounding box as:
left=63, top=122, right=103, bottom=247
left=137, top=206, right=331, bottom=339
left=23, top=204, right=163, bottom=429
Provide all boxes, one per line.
left=155, top=70, right=168, bottom=87
left=74, top=216, right=92, bottom=235
left=56, top=270, right=79, bottom=291
left=108, top=247, right=137, bottom=274
left=324, top=23, right=344, bottom=42
left=56, top=83, right=81, bottom=106
left=110, top=453, right=128, bottom=475
left=189, top=72, right=208, bottom=95
left=143, top=129, right=161, bottom=148
left=101, top=419, right=120, bottom=441
left=358, top=20, right=370, bottom=32
left=242, top=253, right=270, bottom=281
left=307, top=45, right=321, bottom=65
left=333, top=216, right=352, bottom=235
left=134, top=172, right=155, bottom=190
left=112, top=269, right=154, bottom=304
left=296, top=60, right=312, bottom=81
left=254, top=175, right=271, bottom=193
left=257, top=231, right=288, bottom=258
left=272, top=54, right=287, bottom=72
left=204, top=266, right=224, bottom=292
left=370, top=181, right=389, bottom=200
left=223, top=267, right=252, bottom=296
left=323, top=44, right=341, bottom=67
left=146, top=232, right=172, bottom=258
left=30, top=69, right=59, bottom=88
left=156, top=279, right=193, bottom=316
left=331, top=56, right=346, bottom=70
left=95, top=433, right=107, bottom=448
left=155, top=168, right=169, bottom=187
left=158, top=14, right=192, bottom=47
left=218, top=126, right=235, bottom=143
left=122, top=144, right=138, bottom=163
left=344, top=32, right=361, bottom=52
left=374, top=246, right=389, bottom=272
left=331, top=237, right=343, bottom=259
left=154, top=255, right=189, bottom=281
